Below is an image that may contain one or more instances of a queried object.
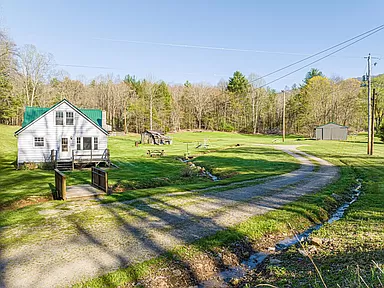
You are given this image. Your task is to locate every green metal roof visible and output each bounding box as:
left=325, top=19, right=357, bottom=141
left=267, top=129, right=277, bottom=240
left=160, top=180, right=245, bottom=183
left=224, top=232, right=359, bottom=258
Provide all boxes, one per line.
left=22, top=105, right=102, bottom=127
left=78, top=109, right=102, bottom=127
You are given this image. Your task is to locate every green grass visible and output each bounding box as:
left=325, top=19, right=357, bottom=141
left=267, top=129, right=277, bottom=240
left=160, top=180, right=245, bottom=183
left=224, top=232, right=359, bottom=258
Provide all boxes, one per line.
left=74, top=154, right=355, bottom=288
left=67, top=132, right=300, bottom=192
left=238, top=136, right=384, bottom=287
left=75, top=135, right=384, bottom=288
left=0, top=125, right=54, bottom=208
left=0, top=125, right=299, bottom=227
left=3, top=123, right=383, bottom=287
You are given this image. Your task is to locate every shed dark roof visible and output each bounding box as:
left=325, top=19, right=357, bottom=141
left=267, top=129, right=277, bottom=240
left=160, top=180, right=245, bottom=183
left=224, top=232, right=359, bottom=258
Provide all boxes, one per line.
left=143, top=130, right=165, bottom=136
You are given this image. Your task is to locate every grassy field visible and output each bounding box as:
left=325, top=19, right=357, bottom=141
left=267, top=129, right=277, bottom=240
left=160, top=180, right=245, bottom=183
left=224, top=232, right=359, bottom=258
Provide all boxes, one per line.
left=0, top=125, right=54, bottom=209
left=75, top=134, right=384, bottom=288
left=2, top=123, right=383, bottom=287
left=242, top=136, right=384, bottom=287
left=0, top=125, right=299, bottom=224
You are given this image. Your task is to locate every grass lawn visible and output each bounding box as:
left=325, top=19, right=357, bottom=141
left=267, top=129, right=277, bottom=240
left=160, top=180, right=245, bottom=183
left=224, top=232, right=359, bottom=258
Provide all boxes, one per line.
left=0, top=125, right=54, bottom=209
left=246, top=136, right=384, bottom=287
left=3, top=122, right=382, bottom=287
left=0, top=125, right=299, bottom=226
left=75, top=134, right=384, bottom=288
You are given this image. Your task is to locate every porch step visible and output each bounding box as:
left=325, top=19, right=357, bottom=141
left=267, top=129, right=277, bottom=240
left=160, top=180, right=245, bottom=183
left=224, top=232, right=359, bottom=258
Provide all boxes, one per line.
left=56, top=161, right=73, bottom=171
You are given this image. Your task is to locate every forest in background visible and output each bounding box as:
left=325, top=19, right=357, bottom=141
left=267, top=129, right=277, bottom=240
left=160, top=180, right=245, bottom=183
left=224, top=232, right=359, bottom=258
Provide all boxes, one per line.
left=1, top=29, right=383, bottom=136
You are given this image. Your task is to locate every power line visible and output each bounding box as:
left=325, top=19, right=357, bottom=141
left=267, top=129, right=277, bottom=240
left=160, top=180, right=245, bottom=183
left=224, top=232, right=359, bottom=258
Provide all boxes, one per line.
left=93, top=37, right=367, bottom=59
left=93, top=37, right=318, bottom=56
left=250, top=24, right=384, bottom=85
left=57, top=64, right=125, bottom=70
left=57, top=25, right=383, bottom=83
left=260, top=25, right=384, bottom=88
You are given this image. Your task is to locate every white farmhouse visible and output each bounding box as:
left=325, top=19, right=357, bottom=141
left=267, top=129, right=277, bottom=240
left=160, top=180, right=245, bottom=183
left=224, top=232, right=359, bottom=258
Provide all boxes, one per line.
left=15, top=99, right=111, bottom=170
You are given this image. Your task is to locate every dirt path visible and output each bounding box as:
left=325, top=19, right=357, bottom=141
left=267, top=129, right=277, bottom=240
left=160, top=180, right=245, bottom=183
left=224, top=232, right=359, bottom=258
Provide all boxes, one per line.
left=0, top=146, right=339, bottom=288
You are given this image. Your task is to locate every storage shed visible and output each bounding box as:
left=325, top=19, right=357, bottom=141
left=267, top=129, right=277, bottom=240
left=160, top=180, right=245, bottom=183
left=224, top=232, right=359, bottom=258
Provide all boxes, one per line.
left=315, top=123, right=348, bottom=140
left=141, top=130, right=172, bottom=145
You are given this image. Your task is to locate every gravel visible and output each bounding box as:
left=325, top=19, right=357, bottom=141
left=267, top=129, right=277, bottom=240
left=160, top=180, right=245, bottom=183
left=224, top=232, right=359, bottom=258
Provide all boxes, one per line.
left=0, top=146, right=339, bottom=288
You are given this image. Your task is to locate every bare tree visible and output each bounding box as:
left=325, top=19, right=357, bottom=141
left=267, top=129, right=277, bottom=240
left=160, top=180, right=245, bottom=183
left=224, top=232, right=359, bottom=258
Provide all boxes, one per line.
left=17, top=44, right=54, bottom=106
left=248, top=73, right=265, bottom=134
left=188, top=83, right=214, bottom=130
left=169, top=85, right=184, bottom=131
left=142, top=77, right=156, bottom=130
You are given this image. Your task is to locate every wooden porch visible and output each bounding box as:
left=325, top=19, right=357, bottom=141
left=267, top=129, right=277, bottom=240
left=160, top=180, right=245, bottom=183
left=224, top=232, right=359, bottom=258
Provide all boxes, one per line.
left=51, top=149, right=110, bottom=171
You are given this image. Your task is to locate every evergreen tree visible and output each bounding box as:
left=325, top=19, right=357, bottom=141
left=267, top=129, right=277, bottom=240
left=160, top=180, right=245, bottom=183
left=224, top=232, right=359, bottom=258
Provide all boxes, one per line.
left=227, top=71, right=249, bottom=95
left=304, top=68, right=324, bottom=84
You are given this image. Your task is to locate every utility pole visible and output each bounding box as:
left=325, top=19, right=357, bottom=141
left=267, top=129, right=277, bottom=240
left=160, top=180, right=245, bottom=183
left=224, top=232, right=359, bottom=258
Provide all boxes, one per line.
left=371, top=88, right=376, bottom=154
left=282, top=90, right=286, bottom=142
left=367, top=54, right=372, bottom=155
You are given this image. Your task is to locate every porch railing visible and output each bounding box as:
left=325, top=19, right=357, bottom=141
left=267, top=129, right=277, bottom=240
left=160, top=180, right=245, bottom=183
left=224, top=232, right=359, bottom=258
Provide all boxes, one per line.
left=72, top=149, right=110, bottom=165
left=51, top=149, right=110, bottom=164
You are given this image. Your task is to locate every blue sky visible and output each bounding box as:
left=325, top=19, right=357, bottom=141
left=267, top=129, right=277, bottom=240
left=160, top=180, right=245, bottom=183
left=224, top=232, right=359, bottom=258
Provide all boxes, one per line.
left=1, top=0, right=384, bottom=90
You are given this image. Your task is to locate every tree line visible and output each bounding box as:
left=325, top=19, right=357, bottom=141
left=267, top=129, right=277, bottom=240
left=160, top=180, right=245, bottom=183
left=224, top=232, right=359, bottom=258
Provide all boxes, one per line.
left=1, top=29, right=383, bottom=136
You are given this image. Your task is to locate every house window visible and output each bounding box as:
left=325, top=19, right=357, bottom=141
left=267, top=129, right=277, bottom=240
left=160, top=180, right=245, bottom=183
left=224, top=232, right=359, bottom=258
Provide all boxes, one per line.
left=94, top=137, right=98, bottom=150
left=34, top=137, right=44, bottom=147
left=62, top=138, right=68, bottom=152
left=83, top=137, right=92, bottom=150
left=66, top=112, right=74, bottom=125
left=77, top=137, right=81, bottom=150
left=56, top=111, right=63, bottom=125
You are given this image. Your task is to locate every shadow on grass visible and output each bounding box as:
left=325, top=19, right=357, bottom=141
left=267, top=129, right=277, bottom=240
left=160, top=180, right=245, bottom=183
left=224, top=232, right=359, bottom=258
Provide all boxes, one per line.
left=48, top=183, right=57, bottom=200
left=0, top=157, right=315, bottom=287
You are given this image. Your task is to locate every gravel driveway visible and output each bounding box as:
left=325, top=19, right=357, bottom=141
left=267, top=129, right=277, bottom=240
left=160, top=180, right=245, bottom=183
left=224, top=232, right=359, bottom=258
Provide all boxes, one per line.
left=0, top=146, right=339, bottom=288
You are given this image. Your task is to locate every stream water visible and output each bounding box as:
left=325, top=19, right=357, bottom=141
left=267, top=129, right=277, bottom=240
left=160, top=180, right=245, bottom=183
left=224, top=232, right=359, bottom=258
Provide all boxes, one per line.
left=199, top=179, right=362, bottom=287
left=179, top=158, right=220, bottom=182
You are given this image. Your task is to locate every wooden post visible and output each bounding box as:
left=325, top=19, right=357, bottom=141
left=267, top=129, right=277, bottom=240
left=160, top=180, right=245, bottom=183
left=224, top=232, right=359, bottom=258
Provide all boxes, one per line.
left=62, top=174, right=66, bottom=200
left=91, top=149, right=93, bottom=161
left=371, top=89, right=376, bottom=154
left=367, top=54, right=372, bottom=155
left=105, top=171, right=109, bottom=194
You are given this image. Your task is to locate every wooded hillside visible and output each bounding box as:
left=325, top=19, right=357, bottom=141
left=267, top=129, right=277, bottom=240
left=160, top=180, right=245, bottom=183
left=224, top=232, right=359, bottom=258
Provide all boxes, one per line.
left=1, top=29, right=383, bottom=136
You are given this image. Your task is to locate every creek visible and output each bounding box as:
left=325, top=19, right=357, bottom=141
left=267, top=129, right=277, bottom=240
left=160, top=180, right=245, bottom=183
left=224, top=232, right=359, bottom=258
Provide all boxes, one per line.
left=199, top=179, right=362, bottom=287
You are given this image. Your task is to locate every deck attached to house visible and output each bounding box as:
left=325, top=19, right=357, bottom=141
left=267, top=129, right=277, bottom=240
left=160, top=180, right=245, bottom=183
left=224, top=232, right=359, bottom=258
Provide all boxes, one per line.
left=52, top=148, right=111, bottom=171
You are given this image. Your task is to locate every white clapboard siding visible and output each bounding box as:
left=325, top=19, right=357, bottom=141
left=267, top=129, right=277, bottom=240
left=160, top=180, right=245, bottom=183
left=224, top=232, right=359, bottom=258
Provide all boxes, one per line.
left=17, top=102, right=108, bottom=164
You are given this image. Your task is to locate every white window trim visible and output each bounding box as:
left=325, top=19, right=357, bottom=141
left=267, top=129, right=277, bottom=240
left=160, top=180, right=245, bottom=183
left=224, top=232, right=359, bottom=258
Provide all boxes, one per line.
left=34, top=137, right=45, bottom=147
left=55, top=111, right=64, bottom=126
left=76, top=137, right=82, bottom=150
left=61, top=137, right=69, bottom=152
left=66, top=111, right=74, bottom=126
left=93, top=137, right=99, bottom=150
left=55, top=110, right=77, bottom=126
left=83, top=137, right=92, bottom=151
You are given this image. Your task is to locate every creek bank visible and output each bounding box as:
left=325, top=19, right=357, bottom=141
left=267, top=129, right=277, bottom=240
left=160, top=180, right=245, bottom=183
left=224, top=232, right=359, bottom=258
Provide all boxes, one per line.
left=129, top=179, right=362, bottom=288
left=198, top=179, right=362, bottom=287
left=178, top=157, right=219, bottom=181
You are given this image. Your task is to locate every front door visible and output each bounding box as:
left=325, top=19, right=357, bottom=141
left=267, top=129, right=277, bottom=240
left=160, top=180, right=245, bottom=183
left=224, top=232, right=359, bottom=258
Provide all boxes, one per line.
left=60, top=137, right=71, bottom=159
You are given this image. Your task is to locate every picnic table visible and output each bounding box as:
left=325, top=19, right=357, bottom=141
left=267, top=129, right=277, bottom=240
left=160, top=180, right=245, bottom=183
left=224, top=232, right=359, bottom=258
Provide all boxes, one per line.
left=147, top=149, right=165, bottom=157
